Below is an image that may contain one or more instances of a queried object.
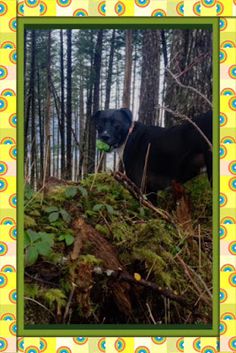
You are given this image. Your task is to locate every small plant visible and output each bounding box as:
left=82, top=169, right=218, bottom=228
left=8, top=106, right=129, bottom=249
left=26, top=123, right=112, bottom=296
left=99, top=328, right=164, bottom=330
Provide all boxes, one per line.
left=57, top=233, right=74, bottom=246
left=24, top=229, right=54, bottom=266
left=44, top=206, right=71, bottom=223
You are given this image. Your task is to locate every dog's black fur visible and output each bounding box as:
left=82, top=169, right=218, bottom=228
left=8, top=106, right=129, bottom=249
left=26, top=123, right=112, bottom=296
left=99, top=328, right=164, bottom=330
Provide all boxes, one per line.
left=93, top=108, right=212, bottom=196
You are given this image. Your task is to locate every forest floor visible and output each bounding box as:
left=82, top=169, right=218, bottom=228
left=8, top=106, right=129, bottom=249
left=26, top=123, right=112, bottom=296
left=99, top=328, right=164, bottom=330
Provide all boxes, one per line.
left=24, top=172, right=212, bottom=326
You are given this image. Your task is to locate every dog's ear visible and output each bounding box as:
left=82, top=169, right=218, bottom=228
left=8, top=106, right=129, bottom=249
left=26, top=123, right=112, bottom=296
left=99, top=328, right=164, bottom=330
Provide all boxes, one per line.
left=120, top=108, right=132, bottom=125
left=92, top=110, right=101, bottom=123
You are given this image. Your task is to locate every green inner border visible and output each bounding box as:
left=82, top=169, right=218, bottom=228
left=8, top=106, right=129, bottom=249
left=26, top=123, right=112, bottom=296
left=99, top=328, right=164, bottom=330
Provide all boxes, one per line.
left=17, top=16, right=219, bottom=337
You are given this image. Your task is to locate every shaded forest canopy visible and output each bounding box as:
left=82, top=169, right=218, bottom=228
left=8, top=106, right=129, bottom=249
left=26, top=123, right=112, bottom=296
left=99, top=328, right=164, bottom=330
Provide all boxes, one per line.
left=24, top=28, right=212, bottom=185
left=24, top=28, right=213, bottom=326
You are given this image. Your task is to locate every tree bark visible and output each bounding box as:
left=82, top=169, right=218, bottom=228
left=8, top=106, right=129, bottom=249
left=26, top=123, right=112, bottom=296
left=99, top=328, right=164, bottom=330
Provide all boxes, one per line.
left=122, top=30, right=132, bottom=108
left=60, top=30, right=66, bottom=178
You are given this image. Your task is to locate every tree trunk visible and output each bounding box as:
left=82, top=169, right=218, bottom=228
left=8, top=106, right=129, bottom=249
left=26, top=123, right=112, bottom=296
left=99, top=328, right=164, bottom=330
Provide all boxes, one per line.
left=44, top=30, right=52, bottom=180
left=87, top=29, right=103, bottom=174
left=60, top=30, right=66, bottom=178
left=105, top=29, right=116, bottom=110
left=30, top=30, right=36, bottom=187
left=122, top=30, right=132, bottom=108
left=66, top=29, right=72, bottom=180
left=138, top=30, right=160, bottom=125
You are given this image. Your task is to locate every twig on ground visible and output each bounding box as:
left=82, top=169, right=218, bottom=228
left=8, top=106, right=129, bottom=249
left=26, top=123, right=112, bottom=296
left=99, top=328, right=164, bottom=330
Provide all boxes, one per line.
left=25, top=296, right=57, bottom=321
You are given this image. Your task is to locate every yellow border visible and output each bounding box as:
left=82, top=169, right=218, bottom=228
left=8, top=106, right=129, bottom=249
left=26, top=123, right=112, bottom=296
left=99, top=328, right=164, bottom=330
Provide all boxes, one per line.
left=0, top=0, right=236, bottom=352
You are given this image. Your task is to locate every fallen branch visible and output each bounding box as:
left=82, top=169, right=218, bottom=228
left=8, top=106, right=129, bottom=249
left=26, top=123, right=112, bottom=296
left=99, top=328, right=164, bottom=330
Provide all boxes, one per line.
left=114, top=171, right=172, bottom=222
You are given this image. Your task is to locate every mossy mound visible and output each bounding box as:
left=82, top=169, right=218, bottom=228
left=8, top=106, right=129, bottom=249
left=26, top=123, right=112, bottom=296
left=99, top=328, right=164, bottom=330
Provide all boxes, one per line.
left=24, top=173, right=212, bottom=325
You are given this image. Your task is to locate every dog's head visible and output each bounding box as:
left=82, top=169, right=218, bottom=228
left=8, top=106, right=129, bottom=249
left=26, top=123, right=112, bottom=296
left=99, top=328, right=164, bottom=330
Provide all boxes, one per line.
left=93, top=108, right=132, bottom=150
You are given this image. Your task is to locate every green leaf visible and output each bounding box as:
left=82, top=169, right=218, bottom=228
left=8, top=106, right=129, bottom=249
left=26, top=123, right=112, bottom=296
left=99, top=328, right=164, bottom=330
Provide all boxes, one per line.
left=64, top=186, right=78, bottom=199
left=24, top=231, right=31, bottom=248
left=58, top=235, right=65, bottom=241
left=93, top=204, right=104, bottom=212
left=64, top=234, right=74, bottom=246
left=25, top=246, right=38, bottom=266
left=49, top=212, right=59, bottom=223
left=78, top=186, right=88, bottom=198
left=27, top=229, right=42, bottom=243
left=105, top=204, right=114, bottom=215
left=44, top=206, right=59, bottom=213
left=37, top=241, right=52, bottom=256
left=60, top=209, right=71, bottom=223
left=24, top=184, right=34, bottom=201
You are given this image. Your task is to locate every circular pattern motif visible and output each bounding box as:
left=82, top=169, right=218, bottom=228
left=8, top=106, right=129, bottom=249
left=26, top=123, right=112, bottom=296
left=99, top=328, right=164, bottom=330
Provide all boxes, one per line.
left=216, top=1, right=224, bottom=15
left=73, top=8, right=88, bottom=16
left=0, top=177, right=7, bottom=196
left=9, top=194, right=17, bottom=208
left=229, top=241, right=236, bottom=255
left=221, top=264, right=235, bottom=272
left=151, top=337, right=166, bottom=344
left=221, top=311, right=236, bottom=320
left=73, top=337, right=88, bottom=345
left=1, top=217, right=15, bottom=225
left=219, top=288, right=228, bottom=302
left=0, top=1, right=7, bottom=16
left=1, top=265, right=15, bottom=272
left=193, top=1, right=201, bottom=16
left=9, top=146, right=17, bottom=159
left=229, top=161, right=236, bottom=175
left=229, top=96, right=236, bottom=111
left=1, top=88, right=16, bottom=96
left=1, top=313, right=15, bottom=321
left=176, top=337, right=184, bottom=352
left=151, top=9, right=166, bottom=16
left=201, top=346, right=217, bottom=353
left=0, top=338, right=8, bottom=352
left=56, top=348, right=71, bottom=353
left=0, top=162, right=8, bottom=176
left=229, top=65, right=236, bottom=79
left=39, top=338, right=47, bottom=352
left=229, top=177, right=236, bottom=191
left=114, top=1, right=126, bottom=15
left=25, top=0, right=40, bottom=7
left=98, top=338, right=106, bottom=352
left=9, top=113, right=17, bottom=127
left=0, top=41, right=15, bottom=49
left=135, top=0, right=150, bottom=7
left=219, top=225, right=227, bottom=239
left=219, top=18, right=227, bottom=31
left=9, top=289, right=17, bottom=303
left=229, top=337, right=236, bottom=351
left=17, top=338, right=24, bottom=352
left=9, top=322, right=17, bottom=336
left=219, top=321, right=227, bottom=335
left=219, top=144, right=227, bottom=159
left=9, top=226, right=17, bottom=240
left=229, top=273, right=236, bottom=287
left=221, top=40, right=236, bottom=48
left=0, top=242, right=8, bottom=256
left=219, top=49, right=227, bottom=63
left=0, top=65, right=8, bottom=80
left=9, top=18, right=17, bottom=32
left=219, top=112, right=227, bottom=126
left=221, top=87, right=235, bottom=95
left=135, top=347, right=150, bottom=353
left=1, top=137, right=16, bottom=145
left=25, top=347, right=40, bottom=353
left=221, top=216, right=236, bottom=224
left=176, top=1, right=184, bottom=15
left=0, top=97, right=8, bottom=111
left=98, top=1, right=106, bottom=15
left=56, top=0, right=72, bottom=7
left=219, top=193, right=227, bottom=207
left=0, top=273, right=8, bottom=288
left=40, top=1, right=47, bottom=15
left=193, top=337, right=201, bottom=351
left=17, top=1, right=24, bottom=16
left=201, top=0, right=216, bottom=7
left=9, top=49, right=17, bottom=64
left=114, top=338, right=126, bottom=351
left=221, top=136, right=235, bottom=144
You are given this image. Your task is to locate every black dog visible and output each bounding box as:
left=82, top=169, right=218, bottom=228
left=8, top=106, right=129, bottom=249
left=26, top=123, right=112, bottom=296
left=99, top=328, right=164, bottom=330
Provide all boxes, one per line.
left=93, top=108, right=212, bottom=198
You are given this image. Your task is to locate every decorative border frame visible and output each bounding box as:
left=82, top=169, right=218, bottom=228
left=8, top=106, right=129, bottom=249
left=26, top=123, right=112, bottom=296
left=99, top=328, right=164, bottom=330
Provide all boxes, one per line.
left=0, top=0, right=235, bottom=352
